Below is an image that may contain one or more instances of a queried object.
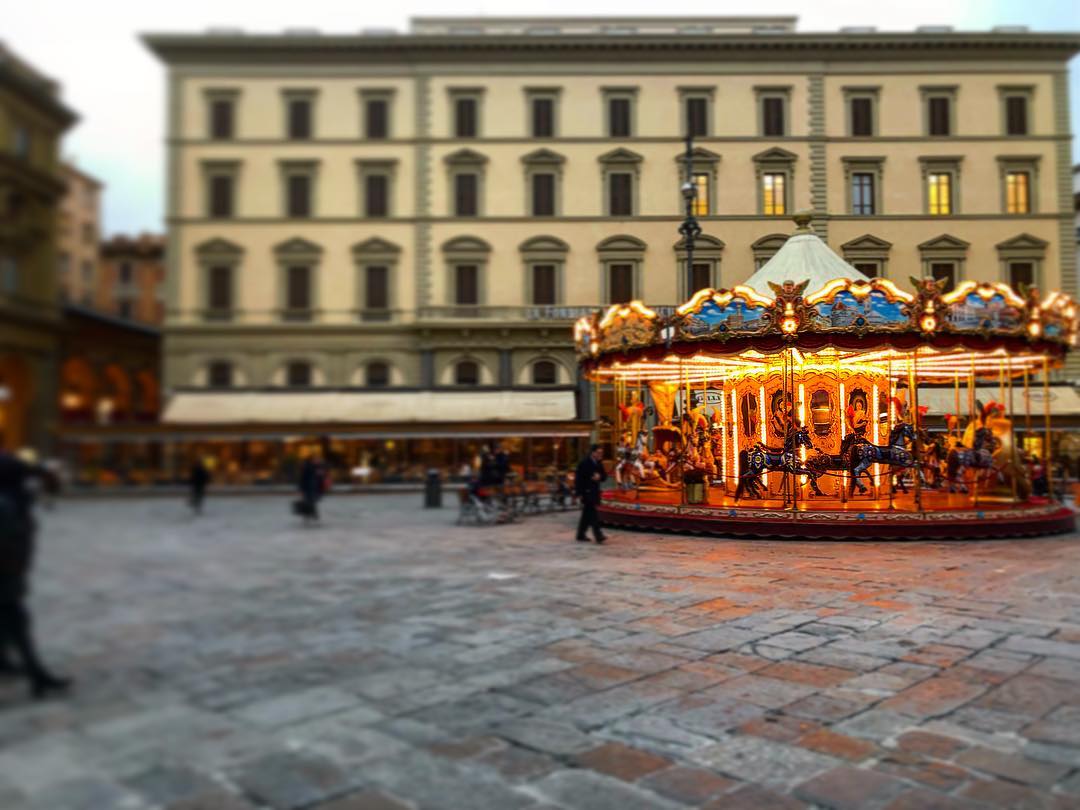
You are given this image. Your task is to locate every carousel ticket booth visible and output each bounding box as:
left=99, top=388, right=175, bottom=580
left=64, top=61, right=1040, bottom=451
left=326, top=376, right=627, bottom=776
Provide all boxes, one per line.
left=577, top=213, right=1079, bottom=539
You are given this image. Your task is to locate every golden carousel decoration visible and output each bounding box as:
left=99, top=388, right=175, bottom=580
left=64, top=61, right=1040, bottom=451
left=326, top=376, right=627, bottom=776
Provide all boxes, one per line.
left=575, top=146, right=1078, bottom=539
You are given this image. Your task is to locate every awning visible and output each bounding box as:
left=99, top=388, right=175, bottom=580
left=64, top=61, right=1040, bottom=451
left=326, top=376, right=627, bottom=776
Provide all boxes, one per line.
left=918, top=385, right=1080, bottom=418
left=162, top=389, right=579, bottom=426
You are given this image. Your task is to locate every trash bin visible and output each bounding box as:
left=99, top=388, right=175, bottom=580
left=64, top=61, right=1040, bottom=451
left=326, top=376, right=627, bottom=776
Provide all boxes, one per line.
left=424, top=469, right=442, bottom=508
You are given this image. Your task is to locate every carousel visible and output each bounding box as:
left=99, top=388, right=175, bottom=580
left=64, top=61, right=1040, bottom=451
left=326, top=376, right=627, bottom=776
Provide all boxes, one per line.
left=575, top=210, right=1080, bottom=539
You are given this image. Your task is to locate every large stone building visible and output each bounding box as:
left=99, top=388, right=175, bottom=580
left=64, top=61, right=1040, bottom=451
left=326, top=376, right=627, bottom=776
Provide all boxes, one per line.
left=0, top=44, right=77, bottom=452
left=142, top=17, right=1080, bottom=478
left=56, top=161, right=103, bottom=307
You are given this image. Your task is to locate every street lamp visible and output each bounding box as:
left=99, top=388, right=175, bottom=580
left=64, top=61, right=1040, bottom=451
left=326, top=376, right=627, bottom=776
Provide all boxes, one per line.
left=678, top=133, right=702, bottom=291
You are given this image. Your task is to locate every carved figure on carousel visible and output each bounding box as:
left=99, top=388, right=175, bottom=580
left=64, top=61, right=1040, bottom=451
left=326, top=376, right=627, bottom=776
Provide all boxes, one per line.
left=614, top=430, right=648, bottom=489
left=840, top=389, right=871, bottom=460
left=769, top=390, right=796, bottom=440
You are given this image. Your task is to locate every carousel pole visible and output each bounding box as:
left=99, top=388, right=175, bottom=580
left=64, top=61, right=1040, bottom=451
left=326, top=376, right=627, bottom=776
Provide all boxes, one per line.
left=1044, top=356, right=1053, bottom=501
left=1024, top=366, right=1032, bottom=448
left=1007, top=360, right=1018, bottom=503
left=970, top=356, right=978, bottom=508
left=837, top=355, right=847, bottom=503
left=888, top=354, right=895, bottom=511
left=911, top=348, right=923, bottom=512
left=787, top=348, right=796, bottom=511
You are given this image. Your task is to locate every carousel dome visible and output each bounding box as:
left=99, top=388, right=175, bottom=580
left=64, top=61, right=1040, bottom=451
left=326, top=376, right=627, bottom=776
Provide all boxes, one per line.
left=741, top=212, right=871, bottom=298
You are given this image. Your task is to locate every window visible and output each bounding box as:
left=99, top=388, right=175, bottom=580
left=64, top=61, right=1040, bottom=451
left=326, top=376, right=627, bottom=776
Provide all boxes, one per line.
left=532, top=97, right=554, bottom=137
left=286, top=173, right=312, bottom=218
left=118, top=262, right=133, bottom=284
left=208, top=361, right=233, bottom=389
left=365, top=174, right=389, bottom=218
left=286, top=97, right=312, bottom=140
left=930, top=262, right=956, bottom=291
left=685, top=96, right=708, bottom=137
left=209, top=98, right=234, bottom=139
left=208, top=174, right=233, bottom=219
left=207, top=265, right=233, bottom=319
left=12, top=127, right=30, bottom=159
left=928, top=98, right=950, bottom=136
left=608, top=263, right=634, bottom=303
left=531, top=172, right=555, bottom=216
left=531, top=264, right=557, bottom=305
left=365, top=98, right=389, bottom=139
left=606, top=95, right=633, bottom=137
left=454, top=173, right=478, bottom=216
left=0, top=257, right=16, bottom=293
left=286, top=361, right=312, bottom=388
left=850, top=97, right=873, bottom=137
left=364, top=265, right=389, bottom=312
left=455, top=97, right=478, bottom=137
left=852, top=262, right=880, bottom=279
left=285, top=265, right=311, bottom=318
left=927, top=172, right=952, bottom=215
left=1005, top=171, right=1031, bottom=214
left=82, top=223, right=95, bottom=245
left=688, top=262, right=711, bottom=294
left=761, top=96, right=786, bottom=136
left=1008, top=261, right=1034, bottom=289
left=921, top=87, right=957, bottom=136
left=608, top=172, right=633, bottom=216
left=366, top=362, right=390, bottom=388
left=532, top=361, right=557, bottom=386
left=762, top=173, right=786, bottom=216
left=851, top=173, right=876, bottom=215
left=690, top=173, right=709, bottom=216
left=1005, top=96, right=1028, bottom=136
left=454, top=264, right=479, bottom=305
left=455, top=361, right=479, bottom=386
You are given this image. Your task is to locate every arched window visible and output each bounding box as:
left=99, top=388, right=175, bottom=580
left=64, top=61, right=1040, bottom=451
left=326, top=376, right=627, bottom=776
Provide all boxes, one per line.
left=367, top=361, right=390, bottom=388
left=455, top=360, right=479, bottom=386
left=208, top=361, right=233, bottom=389
left=286, top=361, right=312, bottom=388
left=532, top=360, right=558, bottom=386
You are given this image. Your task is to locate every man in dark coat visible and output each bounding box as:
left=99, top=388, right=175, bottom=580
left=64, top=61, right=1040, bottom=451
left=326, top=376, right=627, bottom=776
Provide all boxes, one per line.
left=297, top=451, right=325, bottom=524
left=575, top=444, right=608, bottom=543
left=188, top=457, right=210, bottom=515
left=0, top=448, right=71, bottom=699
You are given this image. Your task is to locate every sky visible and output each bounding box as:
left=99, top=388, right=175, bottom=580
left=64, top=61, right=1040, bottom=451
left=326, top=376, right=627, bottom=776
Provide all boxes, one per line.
left=4, top=0, right=1080, bottom=235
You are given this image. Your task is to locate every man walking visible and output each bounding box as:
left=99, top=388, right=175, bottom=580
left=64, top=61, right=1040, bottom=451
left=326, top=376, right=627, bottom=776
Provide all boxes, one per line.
left=188, top=456, right=210, bottom=515
left=0, top=446, right=71, bottom=699
left=575, top=444, right=608, bottom=544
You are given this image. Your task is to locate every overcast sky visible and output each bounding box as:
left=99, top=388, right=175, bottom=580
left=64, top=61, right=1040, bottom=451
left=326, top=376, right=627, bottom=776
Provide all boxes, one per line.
left=4, top=0, right=1079, bottom=235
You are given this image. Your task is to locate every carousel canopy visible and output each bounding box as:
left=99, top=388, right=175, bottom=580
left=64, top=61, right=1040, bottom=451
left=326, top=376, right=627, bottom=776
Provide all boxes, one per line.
left=742, top=218, right=871, bottom=298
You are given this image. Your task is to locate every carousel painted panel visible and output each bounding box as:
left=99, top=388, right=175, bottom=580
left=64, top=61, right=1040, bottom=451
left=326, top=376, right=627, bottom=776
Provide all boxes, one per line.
left=595, top=302, right=660, bottom=354
left=941, top=282, right=1025, bottom=334
left=674, top=287, right=775, bottom=340
left=803, top=280, right=914, bottom=333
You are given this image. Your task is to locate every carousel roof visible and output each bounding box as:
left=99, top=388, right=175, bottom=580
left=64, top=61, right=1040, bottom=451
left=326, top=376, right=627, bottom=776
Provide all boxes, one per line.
left=742, top=215, right=871, bottom=298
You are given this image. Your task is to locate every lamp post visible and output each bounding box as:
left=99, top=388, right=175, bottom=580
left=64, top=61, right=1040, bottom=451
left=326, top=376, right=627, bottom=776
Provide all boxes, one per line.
left=678, top=133, right=702, bottom=292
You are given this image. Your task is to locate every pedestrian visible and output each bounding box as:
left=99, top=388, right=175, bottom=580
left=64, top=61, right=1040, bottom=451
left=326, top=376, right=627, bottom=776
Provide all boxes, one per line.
left=574, top=443, right=608, bottom=544
left=296, top=450, right=325, bottom=525
left=494, top=443, right=511, bottom=484
left=188, top=456, right=210, bottom=515
left=0, top=445, right=72, bottom=699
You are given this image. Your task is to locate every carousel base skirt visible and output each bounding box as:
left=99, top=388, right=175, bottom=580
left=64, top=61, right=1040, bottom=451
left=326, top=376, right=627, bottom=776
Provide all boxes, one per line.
left=599, top=493, right=1076, bottom=540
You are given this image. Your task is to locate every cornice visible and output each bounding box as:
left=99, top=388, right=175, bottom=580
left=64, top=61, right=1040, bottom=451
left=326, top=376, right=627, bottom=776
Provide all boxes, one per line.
left=141, top=31, right=1080, bottom=66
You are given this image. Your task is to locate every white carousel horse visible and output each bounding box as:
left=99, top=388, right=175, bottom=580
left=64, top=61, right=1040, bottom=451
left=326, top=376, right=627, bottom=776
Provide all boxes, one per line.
left=615, top=430, right=649, bottom=489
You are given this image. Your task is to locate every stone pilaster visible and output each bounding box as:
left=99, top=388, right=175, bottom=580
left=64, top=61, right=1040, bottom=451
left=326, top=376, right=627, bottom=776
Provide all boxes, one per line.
left=808, top=73, right=828, bottom=241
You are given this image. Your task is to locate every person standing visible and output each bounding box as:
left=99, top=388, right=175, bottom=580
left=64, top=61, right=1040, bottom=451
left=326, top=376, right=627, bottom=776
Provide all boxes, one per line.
left=575, top=444, right=608, bottom=544
left=188, top=457, right=210, bottom=515
left=0, top=447, right=71, bottom=699
left=297, top=451, right=325, bottom=525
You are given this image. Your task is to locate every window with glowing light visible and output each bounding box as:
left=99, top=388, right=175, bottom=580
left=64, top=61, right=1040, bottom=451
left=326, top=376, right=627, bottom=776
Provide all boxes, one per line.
left=1005, top=171, right=1030, bottom=214
left=927, top=173, right=952, bottom=215
left=691, top=173, right=710, bottom=216
left=762, top=173, right=786, bottom=216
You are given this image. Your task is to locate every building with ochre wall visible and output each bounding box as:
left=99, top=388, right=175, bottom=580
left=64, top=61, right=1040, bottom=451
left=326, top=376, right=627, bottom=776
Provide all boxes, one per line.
left=140, top=17, right=1080, bottom=478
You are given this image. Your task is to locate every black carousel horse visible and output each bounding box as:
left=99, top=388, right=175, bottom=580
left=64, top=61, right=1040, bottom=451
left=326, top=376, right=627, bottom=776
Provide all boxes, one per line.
left=945, top=427, right=999, bottom=493
left=737, top=426, right=825, bottom=499
left=918, top=429, right=946, bottom=489
left=849, top=422, right=917, bottom=496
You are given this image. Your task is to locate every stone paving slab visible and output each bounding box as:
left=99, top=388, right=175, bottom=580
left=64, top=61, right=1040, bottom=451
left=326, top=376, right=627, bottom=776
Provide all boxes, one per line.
left=0, top=495, right=1078, bottom=808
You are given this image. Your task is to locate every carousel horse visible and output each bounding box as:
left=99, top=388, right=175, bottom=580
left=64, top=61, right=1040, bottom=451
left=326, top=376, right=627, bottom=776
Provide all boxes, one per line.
left=946, top=427, right=999, bottom=493
left=734, top=448, right=765, bottom=500
left=849, top=422, right=917, bottom=496
left=742, top=426, right=826, bottom=498
left=614, top=431, right=649, bottom=489
left=918, top=430, right=946, bottom=489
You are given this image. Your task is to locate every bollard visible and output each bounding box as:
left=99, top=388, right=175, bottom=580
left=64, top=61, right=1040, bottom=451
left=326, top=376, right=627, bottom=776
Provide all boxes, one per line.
left=424, top=468, right=442, bottom=508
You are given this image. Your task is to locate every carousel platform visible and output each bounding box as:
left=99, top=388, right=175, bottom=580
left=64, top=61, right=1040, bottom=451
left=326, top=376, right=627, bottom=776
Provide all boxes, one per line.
left=599, top=489, right=1077, bottom=540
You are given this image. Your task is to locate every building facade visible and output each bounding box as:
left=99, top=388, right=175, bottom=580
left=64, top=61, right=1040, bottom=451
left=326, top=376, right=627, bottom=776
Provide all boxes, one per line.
left=56, top=162, right=103, bottom=307
left=0, top=45, right=76, bottom=452
left=98, top=234, right=166, bottom=324
left=143, top=17, right=1080, bottom=478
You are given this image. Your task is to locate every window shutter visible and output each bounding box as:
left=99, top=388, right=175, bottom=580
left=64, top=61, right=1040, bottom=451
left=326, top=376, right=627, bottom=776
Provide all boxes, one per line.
left=609, top=173, right=633, bottom=216
left=288, top=99, right=311, bottom=139
left=609, top=263, right=634, bottom=303
left=1006, top=96, right=1028, bottom=136
left=850, top=98, right=872, bottom=136
left=287, top=265, right=311, bottom=310
left=366, top=99, right=388, bottom=138
left=763, top=97, right=785, bottom=136
left=455, top=265, right=479, bottom=305
left=287, top=174, right=311, bottom=218
left=609, top=98, right=630, bottom=137
left=209, top=175, right=233, bottom=218
left=532, top=98, right=553, bottom=137
left=928, top=97, right=950, bottom=135
left=365, top=175, right=388, bottom=217
left=532, top=264, right=556, bottom=305
left=210, top=99, right=233, bottom=139
left=532, top=173, right=555, bottom=216
left=455, top=98, right=477, bottom=137
left=454, top=173, right=478, bottom=216
left=365, top=265, right=389, bottom=310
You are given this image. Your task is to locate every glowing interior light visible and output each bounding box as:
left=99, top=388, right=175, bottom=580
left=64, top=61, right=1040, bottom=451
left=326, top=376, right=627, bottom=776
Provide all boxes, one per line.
left=731, top=388, right=739, bottom=485
left=759, top=384, right=767, bottom=488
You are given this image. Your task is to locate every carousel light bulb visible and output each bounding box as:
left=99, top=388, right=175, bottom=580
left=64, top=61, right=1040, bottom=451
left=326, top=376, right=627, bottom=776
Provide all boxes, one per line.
left=1028, top=322, right=1042, bottom=338
left=781, top=317, right=798, bottom=334
left=920, top=315, right=937, bottom=332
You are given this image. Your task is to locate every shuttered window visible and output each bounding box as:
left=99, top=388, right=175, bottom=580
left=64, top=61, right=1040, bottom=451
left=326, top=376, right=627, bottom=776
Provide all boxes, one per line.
left=455, top=98, right=477, bottom=137
left=608, top=172, right=633, bottom=216
left=762, top=97, right=785, bottom=136
left=850, top=97, right=873, bottom=136
left=608, top=263, right=634, bottom=303
left=287, top=98, right=312, bottom=139
left=286, top=174, right=311, bottom=218
left=208, top=175, right=233, bottom=218
left=1005, top=96, right=1028, bottom=136
left=454, top=265, right=479, bottom=305
left=531, top=264, right=556, bottom=306
left=365, top=174, right=389, bottom=217
left=365, top=98, right=388, bottom=138
left=928, top=97, right=951, bottom=136
left=454, top=173, right=478, bottom=216
left=532, top=97, right=554, bottom=137
left=608, top=97, right=631, bottom=137
left=207, top=265, right=232, bottom=315
left=531, top=173, right=555, bottom=216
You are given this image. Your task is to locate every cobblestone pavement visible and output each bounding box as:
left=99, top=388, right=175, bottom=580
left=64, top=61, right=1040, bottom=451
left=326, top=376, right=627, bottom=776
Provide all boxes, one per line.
left=1, top=495, right=1080, bottom=809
